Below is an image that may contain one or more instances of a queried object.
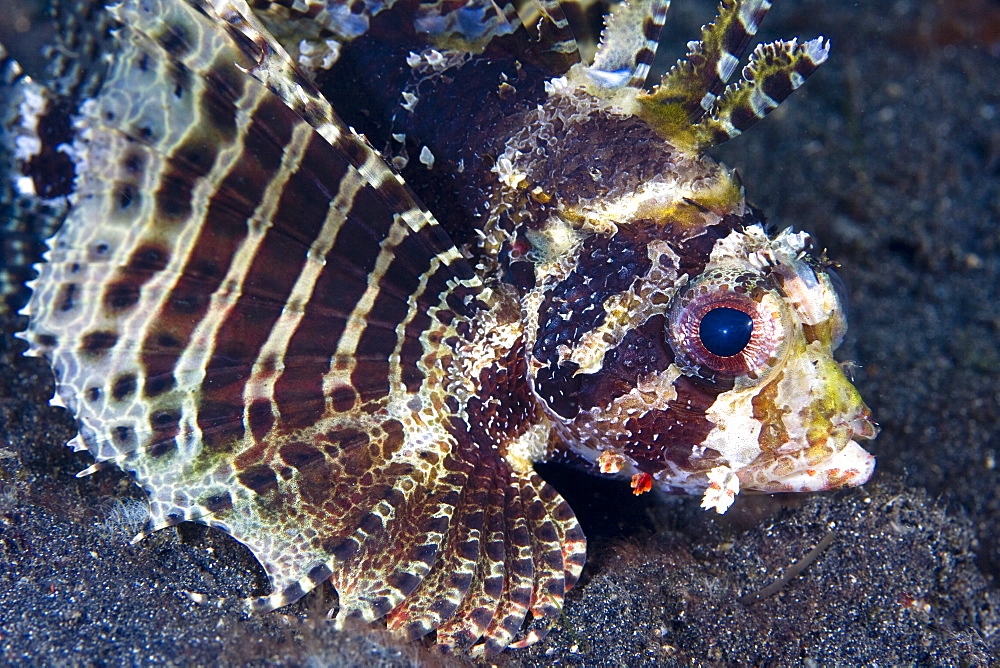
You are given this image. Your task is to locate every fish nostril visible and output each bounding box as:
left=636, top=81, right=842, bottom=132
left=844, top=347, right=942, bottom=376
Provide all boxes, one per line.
left=850, top=415, right=880, bottom=440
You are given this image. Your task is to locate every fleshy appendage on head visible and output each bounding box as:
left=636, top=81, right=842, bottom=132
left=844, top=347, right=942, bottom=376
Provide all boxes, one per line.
left=527, top=213, right=877, bottom=514
left=675, top=225, right=877, bottom=512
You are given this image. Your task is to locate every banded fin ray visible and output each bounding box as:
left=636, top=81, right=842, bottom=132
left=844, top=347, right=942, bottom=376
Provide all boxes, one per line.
left=666, top=0, right=772, bottom=122
left=22, top=0, right=477, bottom=605
left=693, top=36, right=829, bottom=145
left=16, top=0, right=585, bottom=653
left=629, top=0, right=828, bottom=148
left=588, top=0, right=671, bottom=90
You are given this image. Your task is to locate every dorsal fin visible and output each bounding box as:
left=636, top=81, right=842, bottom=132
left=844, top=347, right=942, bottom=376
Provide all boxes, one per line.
left=632, top=0, right=828, bottom=149
left=530, top=0, right=584, bottom=72
left=691, top=36, right=829, bottom=146
left=656, top=0, right=772, bottom=124
left=587, top=0, right=670, bottom=90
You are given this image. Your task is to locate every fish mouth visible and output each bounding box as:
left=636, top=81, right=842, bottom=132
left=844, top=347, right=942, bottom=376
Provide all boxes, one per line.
left=738, top=407, right=879, bottom=494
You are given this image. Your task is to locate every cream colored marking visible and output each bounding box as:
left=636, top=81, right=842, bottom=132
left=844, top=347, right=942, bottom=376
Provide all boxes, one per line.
left=700, top=465, right=740, bottom=513
left=561, top=290, right=645, bottom=374
left=559, top=239, right=683, bottom=377
left=716, top=51, right=740, bottom=85
left=749, top=86, right=778, bottom=116
left=559, top=170, right=742, bottom=236
left=419, top=145, right=435, bottom=168
left=386, top=255, right=447, bottom=398
left=738, top=0, right=765, bottom=35
left=242, top=166, right=367, bottom=419
left=459, top=286, right=522, bottom=383
left=525, top=215, right=586, bottom=292
left=175, top=121, right=316, bottom=443
left=213, top=0, right=347, bottom=148
left=320, top=213, right=412, bottom=395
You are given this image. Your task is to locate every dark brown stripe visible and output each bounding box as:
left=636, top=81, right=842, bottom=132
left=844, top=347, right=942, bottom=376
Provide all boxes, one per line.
left=157, top=22, right=192, bottom=57
left=103, top=237, right=170, bottom=316
left=237, top=463, right=279, bottom=495
left=761, top=71, right=795, bottom=106
left=279, top=440, right=325, bottom=469
left=201, top=64, right=243, bottom=142
left=329, top=385, right=358, bottom=412
left=140, top=96, right=294, bottom=404
left=202, top=491, right=233, bottom=512
left=721, top=25, right=751, bottom=75
left=247, top=397, right=274, bottom=440
left=643, top=17, right=661, bottom=41
left=198, top=132, right=345, bottom=451
left=57, top=283, right=77, bottom=312
left=352, top=224, right=438, bottom=393
left=576, top=314, right=673, bottom=412
left=616, top=374, right=722, bottom=472
left=81, top=330, right=117, bottom=357
left=730, top=101, right=759, bottom=133
left=320, top=428, right=370, bottom=461
left=399, top=309, right=431, bottom=393
left=274, top=181, right=396, bottom=419
left=533, top=228, right=655, bottom=418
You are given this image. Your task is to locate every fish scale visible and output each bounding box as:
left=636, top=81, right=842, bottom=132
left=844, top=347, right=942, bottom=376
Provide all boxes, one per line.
left=1, top=0, right=876, bottom=656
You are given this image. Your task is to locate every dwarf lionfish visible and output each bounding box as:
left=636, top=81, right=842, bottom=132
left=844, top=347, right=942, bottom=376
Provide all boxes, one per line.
left=0, top=0, right=877, bottom=655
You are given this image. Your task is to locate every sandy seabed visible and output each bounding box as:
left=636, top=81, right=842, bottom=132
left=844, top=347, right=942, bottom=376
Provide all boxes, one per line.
left=1, top=0, right=998, bottom=665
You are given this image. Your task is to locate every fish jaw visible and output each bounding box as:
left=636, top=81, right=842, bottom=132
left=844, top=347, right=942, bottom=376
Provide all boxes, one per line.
left=727, top=335, right=879, bottom=496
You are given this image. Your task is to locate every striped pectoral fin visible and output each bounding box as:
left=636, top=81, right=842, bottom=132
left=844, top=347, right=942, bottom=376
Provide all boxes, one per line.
left=472, top=473, right=536, bottom=658
left=210, top=0, right=475, bottom=279
left=24, top=0, right=471, bottom=460
left=19, top=0, right=488, bottom=616
left=371, top=408, right=582, bottom=655
left=434, top=463, right=510, bottom=652
left=384, top=454, right=490, bottom=641
left=506, top=470, right=566, bottom=648
left=531, top=470, right=587, bottom=590
left=693, top=37, right=829, bottom=145
left=18, top=0, right=276, bottom=462
left=203, top=418, right=448, bottom=612
left=327, top=448, right=470, bottom=625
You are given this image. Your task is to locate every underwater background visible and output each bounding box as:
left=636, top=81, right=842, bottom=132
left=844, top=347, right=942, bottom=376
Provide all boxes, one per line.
left=0, top=0, right=997, bottom=664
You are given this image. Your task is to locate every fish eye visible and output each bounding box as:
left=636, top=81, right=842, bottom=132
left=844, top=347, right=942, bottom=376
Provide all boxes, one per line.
left=667, top=274, right=789, bottom=379
left=699, top=307, right=754, bottom=357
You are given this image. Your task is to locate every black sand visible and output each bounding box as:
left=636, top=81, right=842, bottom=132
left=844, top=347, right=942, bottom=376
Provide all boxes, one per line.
left=1, top=0, right=998, bottom=665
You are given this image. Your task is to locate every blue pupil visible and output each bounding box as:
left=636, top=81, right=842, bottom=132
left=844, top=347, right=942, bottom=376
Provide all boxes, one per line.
left=699, top=307, right=753, bottom=357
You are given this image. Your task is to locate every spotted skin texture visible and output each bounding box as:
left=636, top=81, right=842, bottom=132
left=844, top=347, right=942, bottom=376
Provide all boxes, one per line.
left=4, top=0, right=874, bottom=657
